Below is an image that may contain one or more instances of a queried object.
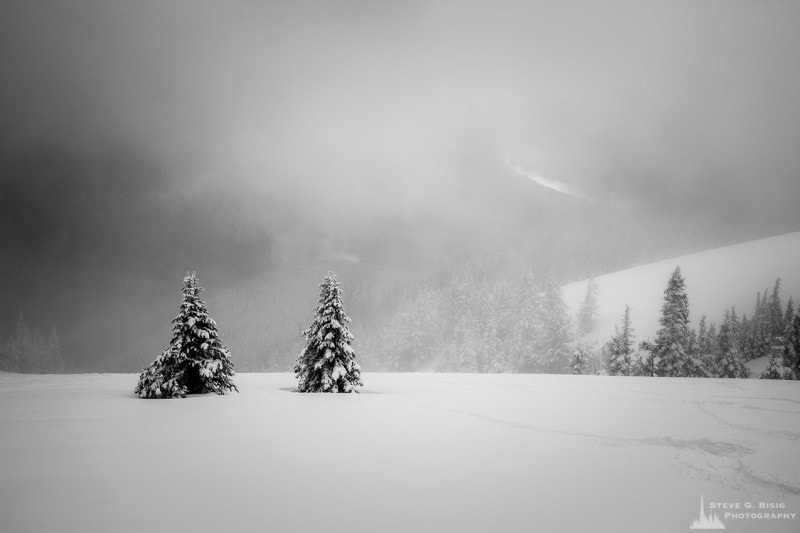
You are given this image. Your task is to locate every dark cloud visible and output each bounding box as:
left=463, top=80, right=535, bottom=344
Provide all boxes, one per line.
left=2, top=0, right=799, bottom=216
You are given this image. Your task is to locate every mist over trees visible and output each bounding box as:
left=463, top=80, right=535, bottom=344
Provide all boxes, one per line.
left=577, top=278, right=599, bottom=336
left=0, top=312, right=63, bottom=373
left=1, top=148, right=795, bottom=373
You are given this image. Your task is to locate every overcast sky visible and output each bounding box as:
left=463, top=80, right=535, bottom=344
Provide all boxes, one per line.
left=1, top=0, right=800, bottom=227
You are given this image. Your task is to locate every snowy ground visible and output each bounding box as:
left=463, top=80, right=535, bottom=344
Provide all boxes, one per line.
left=1, top=372, right=799, bottom=533
left=563, top=231, right=800, bottom=353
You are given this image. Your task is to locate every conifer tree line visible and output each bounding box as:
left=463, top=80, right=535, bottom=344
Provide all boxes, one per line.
left=600, top=269, right=799, bottom=379
left=0, top=313, right=64, bottom=373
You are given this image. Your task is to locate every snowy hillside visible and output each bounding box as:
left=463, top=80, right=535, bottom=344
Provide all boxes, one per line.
left=1, top=372, right=798, bottom=533
left=563, top=231, right=800, bottom=351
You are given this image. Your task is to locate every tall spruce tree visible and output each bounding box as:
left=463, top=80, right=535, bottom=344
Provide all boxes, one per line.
left=653, top=266, right=703, bottom=377
left=606, top=305, right=634, bottom=376
left=539, top=276, right=573, bottom=373
left=515, top=272, right=543, bottom=372
left=785, top=297, right=795, bottom=332
left=577, top=277, right=599, bottom=336
left=295, top=272, right=363, bottom=392
left=737, top=314, right=751, bottom=355
left=783, top=296, right=794, bottom=333
left=768, top=278, right=785, bottom=337
left=135, top=272, right=238, bottom=398
left=696, top=316, right=710, bottom=355
left=782, top=315, right=800, bottom=380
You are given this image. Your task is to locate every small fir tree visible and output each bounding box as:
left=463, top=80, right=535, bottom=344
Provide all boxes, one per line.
left=577, top=277, right=599, bottom=336
left=295, top=272, right=363, bottom=392
left=715, top=321, right=749, bottom=378
left=761, top=351, right=784, bottom=379
left=637, top=340, right=656, bottom=377
left=606, top=305, right=635, bottom=376
left=570, top=343, right=592, bottom=375
left=782, top=315, right=800, bottom=380
left=135, top=272, right=238, bottom=398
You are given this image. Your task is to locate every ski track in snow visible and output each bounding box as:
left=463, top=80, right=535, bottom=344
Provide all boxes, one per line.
left=411, top=375, right=800, bottom=506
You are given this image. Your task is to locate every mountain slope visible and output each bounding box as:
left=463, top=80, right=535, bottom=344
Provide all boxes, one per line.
left=563, top=231, right=800, bottom=348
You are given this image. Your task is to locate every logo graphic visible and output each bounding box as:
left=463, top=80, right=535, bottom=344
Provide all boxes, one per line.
left=690, top=495, right=726, bottom=530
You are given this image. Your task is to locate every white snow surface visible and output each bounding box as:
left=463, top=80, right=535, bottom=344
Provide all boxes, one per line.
left=563, top=232, right=800, bottom=353
left=1, top=372, right=799, bottom=532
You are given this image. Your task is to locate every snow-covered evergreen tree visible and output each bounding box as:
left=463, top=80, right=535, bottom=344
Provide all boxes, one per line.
left=748, top=320, right=771, bottom=361
left=135, top=272, right=238, bottom=398
left=484, top=282, right=515, bottom=373
left=784, top=297, right=795, bottom=328
left=606, top=305, right=634, bottom=376
left=515, top=272, right=543, bottom=372
left=715, top=320, right=749, bottom=378
left=637, top=340, right=656, bottom=377
left=695, top=315, right=715, bottom=368
left=295, top=272, right=363, bottom=392
left=569, top=343, right=592, bottom=375
left=653, top=266, right=704, bottom=377
left=782, top=315, right=800, bottom=380
left=577, top=277, right=599, bottom=336
left=737, top=314, right=751, bottom=355
left=768, top=278, right=785, bottom=337
left=761, top=351, right=785, bottom=379
left=539, top=276, right=573, bottom=373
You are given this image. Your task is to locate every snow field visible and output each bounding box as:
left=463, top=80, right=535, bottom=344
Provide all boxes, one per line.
left=1, top=372, right=798, bottom=532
